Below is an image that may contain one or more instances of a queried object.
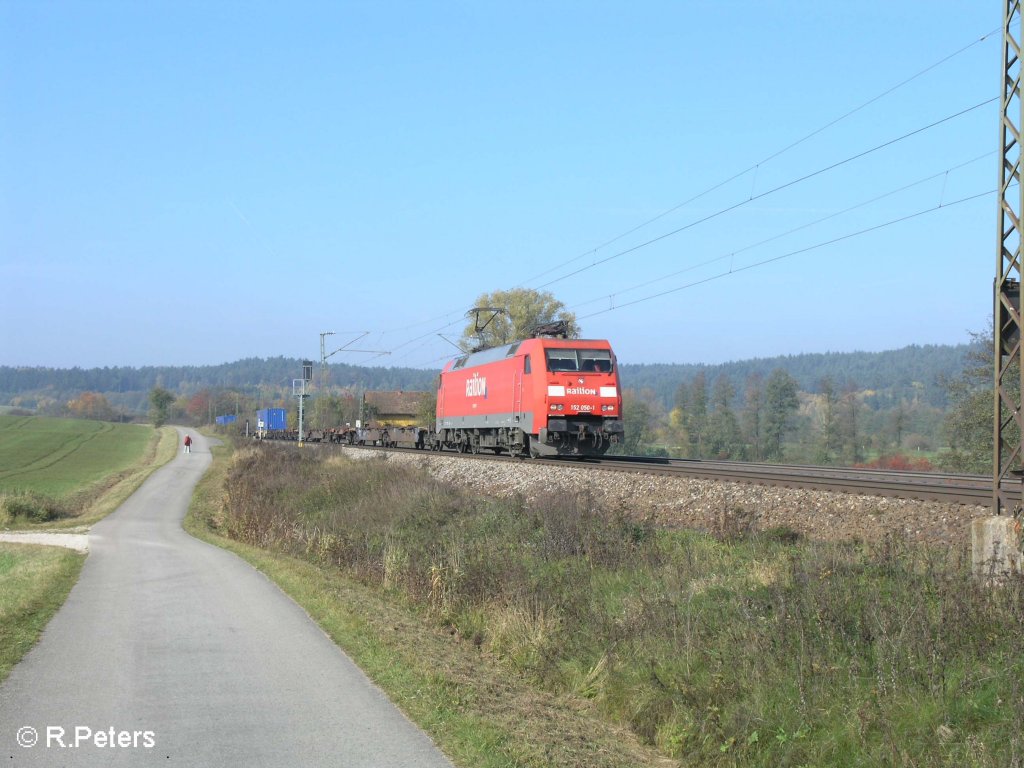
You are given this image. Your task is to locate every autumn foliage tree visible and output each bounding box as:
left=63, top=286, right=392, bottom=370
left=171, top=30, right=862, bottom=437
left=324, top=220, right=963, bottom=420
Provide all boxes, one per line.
left=186, top=391, right=212, bottom=422
left=67, top=391, right=114, bottom=421
left=460, top=288, right=579, bottom=351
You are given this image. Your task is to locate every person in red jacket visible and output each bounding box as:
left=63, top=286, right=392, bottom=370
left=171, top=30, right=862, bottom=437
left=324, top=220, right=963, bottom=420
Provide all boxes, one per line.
left=184, top=435, right=192, bottom=454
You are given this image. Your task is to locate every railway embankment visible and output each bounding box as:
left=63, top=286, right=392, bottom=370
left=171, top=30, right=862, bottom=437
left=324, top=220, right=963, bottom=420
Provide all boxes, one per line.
left=207, top=442, right=1024, bottom=767
left=344, top=447, right=990, bottom=547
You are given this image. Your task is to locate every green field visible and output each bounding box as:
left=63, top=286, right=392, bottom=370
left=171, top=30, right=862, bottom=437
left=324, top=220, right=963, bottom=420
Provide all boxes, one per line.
left=0, top=415, right=154, bottom=498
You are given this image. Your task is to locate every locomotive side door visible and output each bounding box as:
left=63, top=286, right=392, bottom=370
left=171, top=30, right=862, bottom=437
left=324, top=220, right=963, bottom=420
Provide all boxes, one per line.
left=513, top=352, right=532, bottom=425
left=436, top=373, right=444, bottom=432
left=513, top=367, right=522, bottom=423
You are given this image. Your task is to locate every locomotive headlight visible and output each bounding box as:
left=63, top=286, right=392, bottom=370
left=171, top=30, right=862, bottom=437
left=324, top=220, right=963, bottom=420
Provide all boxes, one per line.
left=550, top=403, right=564, bottom=411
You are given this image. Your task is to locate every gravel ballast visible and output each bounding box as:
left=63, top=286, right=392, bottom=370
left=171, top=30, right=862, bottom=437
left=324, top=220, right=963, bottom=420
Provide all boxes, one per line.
left=343, top=447, right=989, bottom=547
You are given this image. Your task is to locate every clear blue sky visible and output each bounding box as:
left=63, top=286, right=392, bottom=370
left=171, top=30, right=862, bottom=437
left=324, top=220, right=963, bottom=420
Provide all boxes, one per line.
left=0, top=1, right=1002, bottom=369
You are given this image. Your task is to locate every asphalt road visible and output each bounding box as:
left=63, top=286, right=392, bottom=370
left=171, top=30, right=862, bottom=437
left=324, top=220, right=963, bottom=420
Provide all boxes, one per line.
left=0, top=430, right=455, bottom=767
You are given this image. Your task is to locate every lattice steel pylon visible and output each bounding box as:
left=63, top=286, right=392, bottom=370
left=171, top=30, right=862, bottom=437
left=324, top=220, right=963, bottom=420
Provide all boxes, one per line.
left=994, top=0, right=1024, bottom=515
left=318, top=331, right=335, bottom=430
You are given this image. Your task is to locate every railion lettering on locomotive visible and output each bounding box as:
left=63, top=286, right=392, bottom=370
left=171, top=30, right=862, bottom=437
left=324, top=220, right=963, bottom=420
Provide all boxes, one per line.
left=565, top=387, right=597, bottom=395
left=466, top=373, right=487, bottom=398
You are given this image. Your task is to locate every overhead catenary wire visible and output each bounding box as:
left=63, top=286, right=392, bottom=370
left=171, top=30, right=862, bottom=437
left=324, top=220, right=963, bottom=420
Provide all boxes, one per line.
left=364, top=317, right=467, bottom=364
left=568, top=151, right=994, bottom=312
left=407, top=187, right=992, bottom=362
left=576, top=188, right=996, bottom=321
left=535, top=96, right=997, bottom=291
left=516, top=27, right=1000, bottom=288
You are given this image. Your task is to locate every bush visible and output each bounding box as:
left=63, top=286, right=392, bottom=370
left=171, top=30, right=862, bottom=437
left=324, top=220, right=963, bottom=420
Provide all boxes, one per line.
left=0, top=491, right=72, bottom=523
left=855, top=453, right=935, bottom=472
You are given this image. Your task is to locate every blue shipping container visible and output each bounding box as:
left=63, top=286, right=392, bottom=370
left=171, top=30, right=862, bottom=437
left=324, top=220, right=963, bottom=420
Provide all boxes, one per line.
left=257, top=408, right=287, bottom=431
left=215, top=414, right=237, bottom=426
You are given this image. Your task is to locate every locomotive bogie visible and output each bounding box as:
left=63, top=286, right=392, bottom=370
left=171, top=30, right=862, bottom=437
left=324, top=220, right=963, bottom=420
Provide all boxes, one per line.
left=532, top=416, right=625, bottom=458
left=429, top=426, right=529, bottom=455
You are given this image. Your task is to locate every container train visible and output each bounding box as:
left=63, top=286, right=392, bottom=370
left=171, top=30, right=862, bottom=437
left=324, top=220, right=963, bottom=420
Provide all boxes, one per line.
left=258, top=333, right=625, bottom=458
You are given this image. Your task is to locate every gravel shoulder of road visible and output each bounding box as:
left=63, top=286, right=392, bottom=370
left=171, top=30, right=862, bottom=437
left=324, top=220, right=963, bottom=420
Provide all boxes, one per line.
left=0, top=532, right=89, bottom=552
left=345, top=448, right=990, bottom=546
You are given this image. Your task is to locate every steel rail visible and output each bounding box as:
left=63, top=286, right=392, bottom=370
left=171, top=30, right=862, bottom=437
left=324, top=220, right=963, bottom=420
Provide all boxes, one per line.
left=589, top=455, right=990, bottom=505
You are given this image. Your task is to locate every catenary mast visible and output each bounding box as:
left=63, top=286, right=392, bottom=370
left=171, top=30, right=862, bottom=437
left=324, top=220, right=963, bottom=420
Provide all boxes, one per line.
left=994, top=0, right=1024, bottom=514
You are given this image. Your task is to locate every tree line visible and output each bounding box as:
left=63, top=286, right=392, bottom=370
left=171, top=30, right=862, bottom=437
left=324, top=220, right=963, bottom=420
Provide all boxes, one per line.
left=0, top=347, right=983, bottom=471
left=618, top=369, right=803, bottom=462
left=619, top=368, right=951, bottom=468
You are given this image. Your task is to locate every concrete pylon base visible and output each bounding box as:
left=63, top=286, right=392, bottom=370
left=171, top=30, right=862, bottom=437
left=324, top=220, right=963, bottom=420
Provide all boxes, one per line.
left=971, top=516, right=1024, bottom=580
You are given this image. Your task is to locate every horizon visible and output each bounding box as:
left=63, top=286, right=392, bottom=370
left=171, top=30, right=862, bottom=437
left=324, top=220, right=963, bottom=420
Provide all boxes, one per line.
left=0, top=338, right=973, bottom=374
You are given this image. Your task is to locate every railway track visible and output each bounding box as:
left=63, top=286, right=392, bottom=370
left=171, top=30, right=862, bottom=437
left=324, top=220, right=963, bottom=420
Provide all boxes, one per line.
left=311, top=441, right=992, bottom=507
left=592, top=455, right=991, bottom=506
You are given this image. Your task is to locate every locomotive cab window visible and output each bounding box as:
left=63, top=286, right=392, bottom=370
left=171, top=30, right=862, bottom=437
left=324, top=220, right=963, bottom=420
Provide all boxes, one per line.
left=545, top=348, right=613, bottom=373
left=524, top=354, right=532, bottom=374
left=581, top=349, right=612, bottom=373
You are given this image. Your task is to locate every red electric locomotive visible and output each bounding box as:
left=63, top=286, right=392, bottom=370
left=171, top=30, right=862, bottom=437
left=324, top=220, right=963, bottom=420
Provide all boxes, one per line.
left=433, top=335, right=624, bottom=457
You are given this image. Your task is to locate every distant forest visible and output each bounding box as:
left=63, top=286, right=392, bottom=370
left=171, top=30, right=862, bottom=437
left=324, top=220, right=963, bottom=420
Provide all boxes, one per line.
left=0, top=358, right=439, bottom=415
left=0, top=343, right=982, bottom=468
left=0, top=344, right=968, bottom=414
left=621, top=344, right=968, bottom=410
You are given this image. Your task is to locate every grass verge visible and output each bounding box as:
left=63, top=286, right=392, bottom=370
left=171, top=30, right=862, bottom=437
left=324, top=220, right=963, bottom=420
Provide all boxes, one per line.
left=185, top=441, right=669, bottom=768
left=0, top=543, right=86, bottom=683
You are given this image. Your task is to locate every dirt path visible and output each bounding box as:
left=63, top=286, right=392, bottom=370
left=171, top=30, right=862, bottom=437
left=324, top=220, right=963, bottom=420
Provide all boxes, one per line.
left=0, top=532, right=89, bottom=552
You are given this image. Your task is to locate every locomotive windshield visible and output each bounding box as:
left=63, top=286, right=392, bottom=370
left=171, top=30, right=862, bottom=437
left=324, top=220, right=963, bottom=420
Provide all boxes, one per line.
left=545, top=348, right=613, bottom=373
